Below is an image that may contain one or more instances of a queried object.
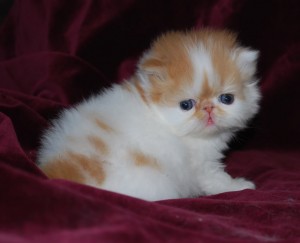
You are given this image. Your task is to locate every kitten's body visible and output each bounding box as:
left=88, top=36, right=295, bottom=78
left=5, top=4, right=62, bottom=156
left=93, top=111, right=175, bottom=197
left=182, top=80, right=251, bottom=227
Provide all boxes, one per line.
left=38, top=29, right=260, bottom=201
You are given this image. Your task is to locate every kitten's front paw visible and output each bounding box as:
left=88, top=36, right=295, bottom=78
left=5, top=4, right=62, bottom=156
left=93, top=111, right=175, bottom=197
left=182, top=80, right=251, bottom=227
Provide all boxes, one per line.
left=231, top=177, right=255, bottom=191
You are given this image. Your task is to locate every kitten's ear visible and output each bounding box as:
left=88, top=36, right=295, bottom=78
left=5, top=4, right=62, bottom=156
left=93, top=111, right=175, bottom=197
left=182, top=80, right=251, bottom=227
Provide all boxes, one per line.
left=137, top=51, right=166, bottom=82
left=235, top=48, right=259, bottom=80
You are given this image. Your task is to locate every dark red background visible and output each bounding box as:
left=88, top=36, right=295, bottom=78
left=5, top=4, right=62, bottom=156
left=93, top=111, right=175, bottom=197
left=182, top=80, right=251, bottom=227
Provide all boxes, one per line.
left=0, top=0, right=300, bottom=242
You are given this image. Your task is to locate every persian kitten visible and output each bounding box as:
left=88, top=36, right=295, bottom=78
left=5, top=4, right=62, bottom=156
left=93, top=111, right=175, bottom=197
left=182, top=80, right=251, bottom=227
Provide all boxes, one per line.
left=37, top=29, right=260, bottom=201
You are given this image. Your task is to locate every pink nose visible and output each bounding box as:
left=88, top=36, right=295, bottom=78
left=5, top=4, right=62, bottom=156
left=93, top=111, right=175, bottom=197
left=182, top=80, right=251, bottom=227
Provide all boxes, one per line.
left=203, top=105, right=214, bottom=113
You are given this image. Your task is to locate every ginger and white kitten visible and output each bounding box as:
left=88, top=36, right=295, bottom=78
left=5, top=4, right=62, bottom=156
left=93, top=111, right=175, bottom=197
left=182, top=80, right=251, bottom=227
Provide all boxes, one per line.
left=37, top=29, right=260, bottom=201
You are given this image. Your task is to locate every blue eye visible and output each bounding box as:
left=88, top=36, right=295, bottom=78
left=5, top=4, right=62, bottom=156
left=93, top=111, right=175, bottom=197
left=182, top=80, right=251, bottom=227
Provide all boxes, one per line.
left=219, top=94, right=234, bottom=105
left=179, top=99, right=195, bottom=111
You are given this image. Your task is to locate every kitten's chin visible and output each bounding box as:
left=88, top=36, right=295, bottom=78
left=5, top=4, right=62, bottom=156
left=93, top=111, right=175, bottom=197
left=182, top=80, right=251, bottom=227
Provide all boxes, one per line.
left=181, top=122, right=222, bottom=138
left=198, top=125, right=221, bottom=137
left=191, top=120, right=240, bottom=138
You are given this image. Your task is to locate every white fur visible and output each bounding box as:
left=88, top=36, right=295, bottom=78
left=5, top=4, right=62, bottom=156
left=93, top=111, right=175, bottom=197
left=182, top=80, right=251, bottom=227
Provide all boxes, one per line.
left=38, top=32, right=260, bottom=201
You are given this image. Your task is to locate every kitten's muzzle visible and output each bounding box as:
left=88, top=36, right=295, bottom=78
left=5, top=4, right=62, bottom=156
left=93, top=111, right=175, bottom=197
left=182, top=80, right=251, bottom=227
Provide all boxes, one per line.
left=203, top=104, right=214, bottom=114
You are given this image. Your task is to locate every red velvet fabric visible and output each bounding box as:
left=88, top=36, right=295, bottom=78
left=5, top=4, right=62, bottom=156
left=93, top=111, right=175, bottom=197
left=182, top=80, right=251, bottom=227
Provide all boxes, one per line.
left=1, top=0, right=300, bottom=242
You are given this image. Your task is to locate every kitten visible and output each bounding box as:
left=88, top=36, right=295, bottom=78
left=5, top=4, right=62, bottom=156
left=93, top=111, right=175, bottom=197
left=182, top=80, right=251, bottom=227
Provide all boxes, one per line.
left=37, top=29, right=260, bottom=201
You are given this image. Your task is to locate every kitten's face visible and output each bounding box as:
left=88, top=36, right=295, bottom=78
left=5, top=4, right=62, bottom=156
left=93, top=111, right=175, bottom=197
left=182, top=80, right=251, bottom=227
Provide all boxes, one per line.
left=138, top=30, right=260, bottom=137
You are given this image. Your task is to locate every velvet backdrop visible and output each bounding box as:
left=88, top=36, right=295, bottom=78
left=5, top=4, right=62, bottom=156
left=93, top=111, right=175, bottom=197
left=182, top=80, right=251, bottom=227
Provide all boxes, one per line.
left=0, top=0, right=300, bottom=242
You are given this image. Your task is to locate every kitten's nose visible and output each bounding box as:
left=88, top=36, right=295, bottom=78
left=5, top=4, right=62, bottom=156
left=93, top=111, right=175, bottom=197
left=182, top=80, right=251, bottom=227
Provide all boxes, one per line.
left=203, top=104, right=214, bottom=113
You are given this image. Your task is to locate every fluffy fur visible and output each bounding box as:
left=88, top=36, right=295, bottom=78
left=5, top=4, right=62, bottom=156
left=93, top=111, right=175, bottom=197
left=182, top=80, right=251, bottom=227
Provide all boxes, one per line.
left=37, top=29, right=261, bottom=201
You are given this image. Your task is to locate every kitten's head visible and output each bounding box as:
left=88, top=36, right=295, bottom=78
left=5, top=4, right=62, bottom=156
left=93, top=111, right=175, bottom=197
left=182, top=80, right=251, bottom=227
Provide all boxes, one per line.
left=136, top=29, right=261, bottom=137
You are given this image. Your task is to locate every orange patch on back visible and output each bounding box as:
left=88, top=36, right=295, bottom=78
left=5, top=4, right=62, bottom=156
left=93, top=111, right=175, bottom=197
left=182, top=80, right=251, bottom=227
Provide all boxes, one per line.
left=40, top=158, right=85, bottom=183
left=87, top=135, right=108, bottom=155
left=94, top=118, right=114, bottom=133
left=130, top=150, right=160, bottom=170
left=68, top=152, right=105, bottom=185
left=41, top=152, right=106, bottom=185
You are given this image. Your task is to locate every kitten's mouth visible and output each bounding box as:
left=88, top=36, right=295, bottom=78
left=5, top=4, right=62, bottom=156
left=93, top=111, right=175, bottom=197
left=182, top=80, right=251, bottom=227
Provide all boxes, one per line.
left=206, top=117, right=214, bottom=126
left=205, top=114, right=215, bottom=126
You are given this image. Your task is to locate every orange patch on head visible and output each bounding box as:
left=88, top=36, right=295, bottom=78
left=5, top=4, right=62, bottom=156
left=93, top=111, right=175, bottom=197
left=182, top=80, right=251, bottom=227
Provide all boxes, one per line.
left=87, top=135, right=108, bottom=155
left=130, top=151, right=160, bottom=170
left=195, top=29, right=245, bottom=97
left=210, top=48, right=243, bottom=98
left=193, top=72, right=214, bottom=119
left=200, top=72, right=215, bottom=100
left=139, top=32, right=194, bottom=105
left=212, top=52, right=241, bottom=86
left=138, top=29, right=248, bottom=106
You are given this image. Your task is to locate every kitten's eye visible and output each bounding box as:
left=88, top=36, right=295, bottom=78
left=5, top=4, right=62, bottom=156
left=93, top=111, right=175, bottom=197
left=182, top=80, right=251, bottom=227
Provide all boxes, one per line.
left=179, top=99, right=196, bottom=111
left=219, top=94, right=234, bottom=105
